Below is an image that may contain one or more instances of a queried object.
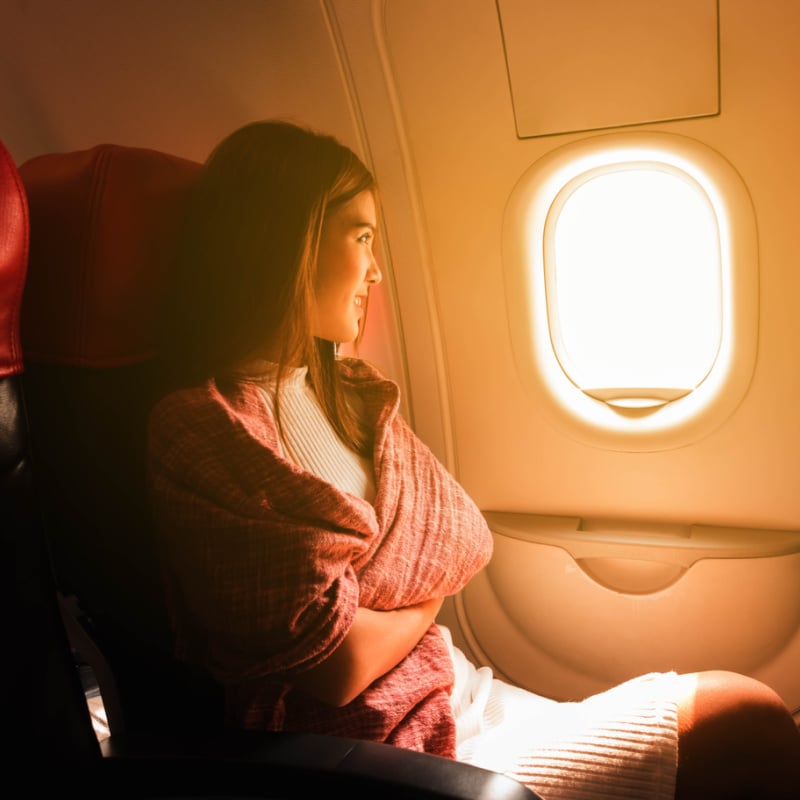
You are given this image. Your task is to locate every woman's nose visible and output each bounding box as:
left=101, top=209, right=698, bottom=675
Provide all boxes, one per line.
left=367, top=258, right=382, bottom=285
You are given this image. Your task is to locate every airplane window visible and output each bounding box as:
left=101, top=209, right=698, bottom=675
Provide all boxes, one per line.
left=503, top=132, right=758, bottom=451
left=545, top=164, right=722, bottom=409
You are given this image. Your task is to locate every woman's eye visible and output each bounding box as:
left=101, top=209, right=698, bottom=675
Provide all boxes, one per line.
left=358, top=231, right=373, bottom=244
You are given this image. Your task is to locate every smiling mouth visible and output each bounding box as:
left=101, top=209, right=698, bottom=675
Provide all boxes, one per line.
left=354, top=297, right=363, bottom=307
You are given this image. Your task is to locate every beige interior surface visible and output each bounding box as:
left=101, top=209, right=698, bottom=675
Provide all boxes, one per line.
left=378, top=0, right=800, bottom=532
left=457, top=524, right=800, bottom=711
left=497, top=0, right=719, bottom=137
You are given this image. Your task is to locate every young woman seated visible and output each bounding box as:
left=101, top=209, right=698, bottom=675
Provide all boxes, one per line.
left=147, top=120, right=800, bottom=800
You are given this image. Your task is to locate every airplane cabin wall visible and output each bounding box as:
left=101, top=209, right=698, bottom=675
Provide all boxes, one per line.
left=363, top=0, right=800, bottom=532
left=343, top=0, right=799, bottom=705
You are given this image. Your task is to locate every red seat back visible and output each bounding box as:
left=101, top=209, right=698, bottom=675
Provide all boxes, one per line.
left=18, top=144, right=215, bottom=734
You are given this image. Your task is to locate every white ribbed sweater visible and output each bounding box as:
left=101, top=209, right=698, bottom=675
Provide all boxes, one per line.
left=257, top=366, right=376, bottom=503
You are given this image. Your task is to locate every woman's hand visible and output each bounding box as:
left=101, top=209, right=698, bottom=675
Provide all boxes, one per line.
left=291, top=596, right=444, bottom=707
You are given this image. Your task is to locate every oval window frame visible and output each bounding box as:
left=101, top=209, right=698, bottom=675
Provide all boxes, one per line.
left=502, top=131, right=758, bottom=451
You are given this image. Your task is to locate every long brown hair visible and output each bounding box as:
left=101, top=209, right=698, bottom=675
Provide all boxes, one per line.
left=163, top=120, right=376, bottom=453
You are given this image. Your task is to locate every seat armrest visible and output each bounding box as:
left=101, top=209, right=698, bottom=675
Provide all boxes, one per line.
left=95, top=731, right=541, bottom=799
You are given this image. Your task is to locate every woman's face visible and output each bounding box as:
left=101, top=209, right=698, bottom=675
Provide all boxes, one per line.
left=312, top=189, right=381, bottom=344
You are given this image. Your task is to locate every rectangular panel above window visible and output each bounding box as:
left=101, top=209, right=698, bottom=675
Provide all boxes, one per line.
left=497, top=0, right=719, bottom=138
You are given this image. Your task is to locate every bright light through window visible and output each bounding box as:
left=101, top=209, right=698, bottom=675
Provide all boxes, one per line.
left=503, top=131, right=758, bottom=450
left=545, top=165, right=722, bottom=408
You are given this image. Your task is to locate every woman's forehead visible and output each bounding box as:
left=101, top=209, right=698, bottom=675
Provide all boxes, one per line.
left=326, top=190, right=376, bottom=229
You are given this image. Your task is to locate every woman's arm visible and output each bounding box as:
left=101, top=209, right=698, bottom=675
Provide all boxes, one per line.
left=291, top=596, right=444, bottom=707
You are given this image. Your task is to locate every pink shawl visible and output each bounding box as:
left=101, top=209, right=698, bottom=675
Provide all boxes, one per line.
left=147, top=358, right=493, bottom=756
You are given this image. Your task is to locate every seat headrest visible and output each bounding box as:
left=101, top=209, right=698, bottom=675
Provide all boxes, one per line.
left=0, top=140, right=29, bottom=378
left=20, top=144, right=200, bottom=367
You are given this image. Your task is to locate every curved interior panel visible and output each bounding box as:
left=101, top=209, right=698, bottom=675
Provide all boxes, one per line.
left=457, top=516, right=800, bottom=710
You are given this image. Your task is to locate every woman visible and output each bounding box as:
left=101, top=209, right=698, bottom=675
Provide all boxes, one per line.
left=147, top=120, right=800, bottom=800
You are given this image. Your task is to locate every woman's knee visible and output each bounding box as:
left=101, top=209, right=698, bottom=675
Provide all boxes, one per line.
left=674, top=670, right=800, bottom=799
left=678, top=670, right=791, bottom=729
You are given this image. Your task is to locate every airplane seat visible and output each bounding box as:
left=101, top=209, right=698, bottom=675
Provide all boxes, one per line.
left=18, top=143, right=221, bottom=737
left=15, top=140, right=540, bottom=798
left=1, top=137, right=102, bottom=762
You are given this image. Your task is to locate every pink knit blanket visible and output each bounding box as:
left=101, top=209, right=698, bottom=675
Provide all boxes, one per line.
left=147, top=358, right=493, bottom=755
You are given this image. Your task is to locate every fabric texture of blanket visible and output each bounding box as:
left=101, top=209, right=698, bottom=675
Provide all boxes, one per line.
left=147, top=358, right=494, bottom=756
